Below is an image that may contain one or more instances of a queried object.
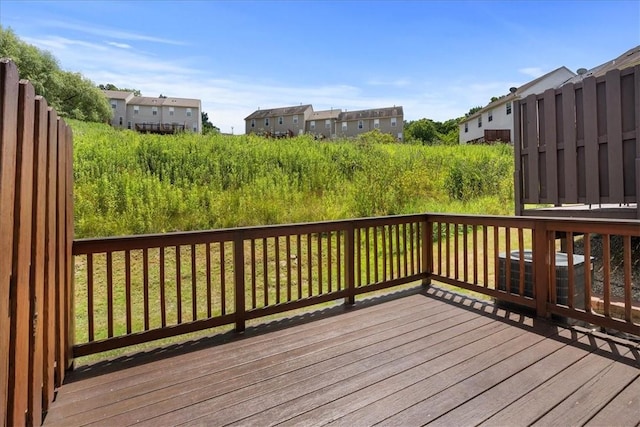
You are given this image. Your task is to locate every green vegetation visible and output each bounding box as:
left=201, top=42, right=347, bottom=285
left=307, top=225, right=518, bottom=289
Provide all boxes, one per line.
left=0, top=27, right=111, bottom=122
left=404, top=118, right=460, bottom=145
left=72, top=120, right=514, bottom=238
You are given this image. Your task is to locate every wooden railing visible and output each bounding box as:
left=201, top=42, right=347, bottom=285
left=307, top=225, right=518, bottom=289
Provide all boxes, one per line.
left=73, top=214, right=640, bottom=359
left=1, top=60, right=74, bottom=426
left=134, top=123, right=185, bottom=134
left=429, top=215, right=640, bottom=334
left=72, top=215, right=428, bottom=356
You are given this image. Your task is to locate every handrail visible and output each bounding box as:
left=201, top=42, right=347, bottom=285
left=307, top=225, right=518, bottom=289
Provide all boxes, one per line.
left=72, top=213, right=639, bottom=359
left=72, top=215, right=429, bottom=356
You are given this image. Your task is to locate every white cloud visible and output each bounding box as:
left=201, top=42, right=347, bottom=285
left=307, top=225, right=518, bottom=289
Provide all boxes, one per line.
left=23, top=36, right=108, bottom=52
left=366, top=78, right=412, bottom=87
left=519, top=67, right=544, bottom=78
left=107, top=41, right=132, bottom=49
left=44, top=20, right=186, bottom=46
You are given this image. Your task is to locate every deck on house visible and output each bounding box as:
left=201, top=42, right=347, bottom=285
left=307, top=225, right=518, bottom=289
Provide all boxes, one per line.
left=43, top=286, right=640, bottom=427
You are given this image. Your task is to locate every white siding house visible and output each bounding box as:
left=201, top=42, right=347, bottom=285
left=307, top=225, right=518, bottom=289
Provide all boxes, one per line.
left=459, top=67, right=576, bottom=144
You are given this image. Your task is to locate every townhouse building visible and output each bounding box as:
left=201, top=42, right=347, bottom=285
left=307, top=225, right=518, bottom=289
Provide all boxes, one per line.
left=245, top=104, right=404, bottom=140
left=104, top=90, right=202, bottom=134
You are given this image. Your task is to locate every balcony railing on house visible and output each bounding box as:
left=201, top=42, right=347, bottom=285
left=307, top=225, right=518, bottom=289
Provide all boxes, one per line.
left=134, top=122, right=185, bottom=134
left=2, top=58, right=640, bottom=426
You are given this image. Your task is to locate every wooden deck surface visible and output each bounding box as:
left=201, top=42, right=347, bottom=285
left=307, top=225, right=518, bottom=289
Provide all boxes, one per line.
left=44, top=286, right=640, bottom=427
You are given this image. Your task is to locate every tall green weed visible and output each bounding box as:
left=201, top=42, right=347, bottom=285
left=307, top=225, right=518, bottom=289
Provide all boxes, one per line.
left=71, top=120, right=514, bottom=238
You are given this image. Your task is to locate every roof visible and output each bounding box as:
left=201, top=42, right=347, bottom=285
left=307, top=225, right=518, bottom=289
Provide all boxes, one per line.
left=245, top=105, right=313, bottom=120
left=128, top=96, right=201, bottom=108
left=463, top=66, right=575, bottom=122
left=310, top=109, right=341, bottom=121
left=159, top=97, right=201, bottom=108
left=564, top=45, right=640, bottom=84
left=339, top=106, right=403, bottom=122
left=103, top=90, right=134, bottom=100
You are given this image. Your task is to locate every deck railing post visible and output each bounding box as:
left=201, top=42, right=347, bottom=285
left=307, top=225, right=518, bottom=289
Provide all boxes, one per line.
left=422, top=216, right=432, bottom=287
left=344, top=222, right=355, bottom=306
left=233, top=232, right=246, bottom=332
left=533, top=219, right=550, bottom=318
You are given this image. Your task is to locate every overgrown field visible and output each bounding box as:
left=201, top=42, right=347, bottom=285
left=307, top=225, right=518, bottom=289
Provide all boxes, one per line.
left=72, top=120, right=514, bottom=238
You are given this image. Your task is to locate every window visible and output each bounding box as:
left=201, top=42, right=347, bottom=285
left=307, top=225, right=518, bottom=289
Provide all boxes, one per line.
left=374, top=119, right=380, bottom=129
left=478, top=116, right=482, bottom=127
left=342, top=122, right=347, bottom=131
left=152, top=106, right=158, bottom=116
left=127, top=121, right=131, bottom=129
left=358, top=120, right=363, bottom=129
left=325, top=120, right=331, bottom=129
left=265, top=118, right=270, bottom=126
left=391, top=117, right=397, bottom=127
left=186, top=108, right=192, bottom=117
left=111, top=100, right=117, bottom=109
left=119, top=117, right=123, bottom=125
left=488, top=110, right=493, bottom=122
left=134, top=105, right=139, bottom=115
left=293, top=115, right=298, bottom=124
left=169, top=107, right=174, bottom=116
left=251, top=119, right=255, bottom=128
left=310, top=120, right=315, bottom=130
left=193, top=124, right=197, bottom=132
left=506, top=102, right=512, bottom=115
left=278, top=116, right=283, bottom=125
left=397, top=132, right=403, bottom=140
left=464, top=123, right=468, bottom=133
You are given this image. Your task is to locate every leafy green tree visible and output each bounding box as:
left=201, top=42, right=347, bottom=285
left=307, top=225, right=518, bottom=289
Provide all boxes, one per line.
left=465, top=106, right=483, bottom=117
left=56, top=72, right=112, bottom=121
left=201, top=111, right=219, bottom=134
left=405, top=118, right=438, bottom=144
left=0, top=26, right=60, bottom=98
left=98, top=83, right=141, bottom=96
left=0, top=26, right=111, bottom=122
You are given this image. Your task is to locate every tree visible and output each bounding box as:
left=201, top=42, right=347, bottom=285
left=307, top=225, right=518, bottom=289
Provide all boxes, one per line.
left=465, top=106, right=483, bottom=117
left=98, top=83, right=141, bottom=96
left=1, top=26, right=111, bottom=122
left=57, top=72, right=112, bottom=121
left=0, top=26, right=60, bottom=98
left=405, top=118, right=438, bottom=144
left=201, top=111, right=219, bottom=134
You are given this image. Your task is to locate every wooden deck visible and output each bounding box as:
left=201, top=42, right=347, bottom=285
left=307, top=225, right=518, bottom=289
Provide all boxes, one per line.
left=43, top=286, right=640, bottom=427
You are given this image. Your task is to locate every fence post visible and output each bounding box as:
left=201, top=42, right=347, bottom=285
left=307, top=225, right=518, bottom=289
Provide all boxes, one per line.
left=344, top=223, right=355, bottom=305
left=514, top=99, right=523, bottom=216
left=422, top=216, right=432, bottom=287
left=233, top=232, right=246, bottom=333
left=0, top=59, right=19, bottom=427
left=533, top=220, right=550, bottom=318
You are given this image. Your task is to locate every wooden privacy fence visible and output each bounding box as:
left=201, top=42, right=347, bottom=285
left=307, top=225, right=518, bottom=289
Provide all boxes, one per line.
left=515, top=65, right=640, bottom=218
left=0, top=60, right=74, bottom=426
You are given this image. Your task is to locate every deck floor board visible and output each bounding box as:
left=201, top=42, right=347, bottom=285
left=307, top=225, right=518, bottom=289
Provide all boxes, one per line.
left=43, top=286, right=640, bottom=427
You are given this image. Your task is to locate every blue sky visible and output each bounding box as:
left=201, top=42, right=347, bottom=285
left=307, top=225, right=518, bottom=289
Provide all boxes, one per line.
left=1, top=0, right=639, bottom=134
